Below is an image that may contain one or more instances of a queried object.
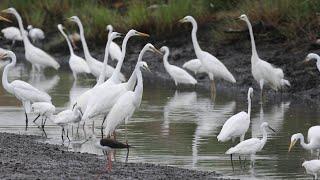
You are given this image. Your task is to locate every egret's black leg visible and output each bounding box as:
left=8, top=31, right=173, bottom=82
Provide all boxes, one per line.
left=101, top=115, right=107, bottom=138
left=61, top=127, right=65, bottom=142
left=25, top=112, right=28, bottom=131
left=33, top=114, right=40, bottom=123
left=126, top=146, right=129, bottom=163
left=230, top=154, right=234, bottom=171
left=66, top=129, right=70, bottom=142
left=42, top=117, right=47, bottom=129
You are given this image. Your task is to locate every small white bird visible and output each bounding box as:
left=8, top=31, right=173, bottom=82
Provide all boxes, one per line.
left=302, top=160, right=320, bottom=179
left=225, top=122, right=275, bottom=167
left=160, top=46, right=197, bottom=86
left=106, top=25, right=122, bottom=61
left=57, top=24, right=90, bottom=80
left=179, top=16, right=236, bottom=92
left=0, top=50, right=51, bottom=129
left=1, top=27, right=27, bottom=48
left=217, top=87, right=253, bottom=142
left=27, top=25, right=45, bottom=43
left=304, top=53, right=320, bottom=72
left=239, top=14, right=290, bottom=98
left=31, top=102, right=55, bottom=126
left=182, top=59, right=206, bottom=75
left=289, top=126, right=320, bottom=157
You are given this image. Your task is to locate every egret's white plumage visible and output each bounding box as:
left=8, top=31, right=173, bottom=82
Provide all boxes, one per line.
left=68, top=16, right=125, bottom=81
left=106, top=25, right=122, bottom=61
left=57, top=24, right=90, bottom=80
left=31, top=102, right=55, bottom=117
left=2, top=8, right=60, bottom=71
left=160, top=46, right=197, bottom=86
left=182, top=59, right=206, bottom=74
left=180, top=16, right=236, bottom=85
left=53, top=108, right=82, bottom=127
left=27, top=25, right=45, bottom=43
left=302, top=160, right=320, bottom=179
left=305, top=53, right=320, bottom=72
left=1, top=27, right=24, bottom=47
left=288, top=126, right=320, bottom=154
left=239, top=14, right=290, bottom=95
left=217, top=87, right=253, bottom=142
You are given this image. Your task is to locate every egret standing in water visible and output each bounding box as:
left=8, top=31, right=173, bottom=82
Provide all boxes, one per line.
left=304, top=53, right=320, bottom=73
left=106, top=25, right=122, bottom=61
left=302, top=159, right=320, bottom=179
left=179, top=16, right=236, bottom=94
left=289, top=126, right=320, bottom=157
left=0, top=50, right=51, bottom=130
left=238, top=14, right=290, bottom=99
left=57, top=24, right=90, bottom=80
left=160, top=46, right=197, bottom=87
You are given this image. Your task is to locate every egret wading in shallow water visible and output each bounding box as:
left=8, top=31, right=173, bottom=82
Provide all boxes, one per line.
left=160, top=46, right=197, bottom=87
left=1, top=27, right=25, bottom=49
left=217, top=87, right=253, bottom=142
left=27, top=25, right=45, bottom=43
left=2, top=8, right=60, bottom=71
left=226, top=122, right=275, bottom=169
left=302, top=160, right=320, bottom=179
left=182, top=59, right=206, bottom=75
left=238, top=14, right=290, bottom=100
left=289, top=126, right=320, bottom=157
left=106, top=25, right=122, bottom=61
left=57, top=24, right=90, bottom=80
left=179, top=16, right=236, bottom=95
left=0, top=50, right=51, bottom=130
left=304, top=53, right=320, bottom=73
left=31, top=102, right=55, bottom=127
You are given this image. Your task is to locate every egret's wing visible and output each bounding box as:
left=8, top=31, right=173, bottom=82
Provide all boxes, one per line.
left=27, top=46, right=60, bottom=69
left=109, top=41, right=122, bottom=61
left=11, top=80, right=51, bottom=102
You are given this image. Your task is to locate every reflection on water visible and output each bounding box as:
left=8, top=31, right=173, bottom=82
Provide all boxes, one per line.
left=0, top=63, right=318, bottom=179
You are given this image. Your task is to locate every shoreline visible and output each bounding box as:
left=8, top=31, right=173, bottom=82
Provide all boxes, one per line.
left=0, top=132, right=229, bottom=179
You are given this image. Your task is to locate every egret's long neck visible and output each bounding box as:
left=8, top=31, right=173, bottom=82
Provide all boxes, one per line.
left=59, top=29, right=74, bottom=55
left=13, top=12, right=31, bottom=47
left=133, top=69, right=143, bottom=107
left=245, top=19, right=258, bottom=59
left=112, top=34, right=131, bottom=80
left=247, top=95, right=251, bottom=120
left=126, top=47, right=147, bottom=90
left=76, top=20, right=92, bottom=61
left=163, top=49, right=170, bottom=69
left=299, top=136, right=313, bottom=150
left=97, top=38, right=112, bottom=84
left=2, top=55, right=16, bottom=92
left=190, top=19, right=202, bottom=57
left=260, top=126, right=268, bottom=148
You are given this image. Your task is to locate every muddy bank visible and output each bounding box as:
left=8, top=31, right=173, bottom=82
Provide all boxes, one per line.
left=0, top=132, right=231, bottom=179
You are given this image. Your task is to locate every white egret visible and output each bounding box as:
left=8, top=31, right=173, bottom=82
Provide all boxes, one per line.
left=226, top=122, right=275, bottom=168
left=1, top=27, right=24, bottom=48
left=217, top=87, right=253, bottom=142
left=27, top=25, right=45, bottom=43
left=160, top=46, right=197, bottom=86
left=182, top=59, right=206, bottom=75
left=0, top=50, right=51, bottom=129
left=239, top=14, right=290, bottom=98
left=106, top=25, right=122, bottom=61
left=179, top=16, right=236, bottom=92
left=31, top=102, right=55, bottom=126
left=302, top=160, right=320, bottom=179
left=304, top=53, right=320, bottom=72
left=288, top=126, right=320, bottom=156
left=57, top=24, right=90, bottom=80
left=68, top=16, right=124, bottom=81
left=2, top=8, right=60, bottom=71
left=105, top=61, right=150, bottom=141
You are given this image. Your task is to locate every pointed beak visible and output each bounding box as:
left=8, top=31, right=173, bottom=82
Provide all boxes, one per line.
left=288, top=140, right=297, bottom=152
left=178, top=18, right=185, bottom=23
left=145, top=66, right=151, bottom=73
left=303, top=58, right=310, bottom=63
left=0, top=15, right=11, bottom=23
left=235, top=16, right=241, bottom=20
left=268, top=126, right=276, bottom=133
left=72, top=103, right=77, bottom=110
left=137, top=32, right=149, bottom=37
left=151, top=47, right=163, bottom=55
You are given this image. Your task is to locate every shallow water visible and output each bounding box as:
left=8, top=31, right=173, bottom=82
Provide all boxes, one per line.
left=0, top=63, right=318, bottom=179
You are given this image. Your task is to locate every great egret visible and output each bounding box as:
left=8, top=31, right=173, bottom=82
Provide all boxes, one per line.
left=73, top=32, right=122, bottom=113
left=27, top=25, right=45, bottom=43
left=68, top=16, right=124, bottom=81
left=302, top=159, right=320, bottom=179
left=182, top=59, right=206, bottom=75
left=304, top=53, right=320, bottom=72
left=160, top=46, right=197, bottom=86
left=81, top=44, right=161, bottom=125
left=2, top=8, right=60, bottom=71
left=217, top=87, right=253, bottom=142
left=105, top=61, right=150, bottom=141
left=57, top=24, right=90, bottom=80
left=179, top=16, right=236, bottom=93
left=288, top=126, right=320, bottom=156
left=106, top=25, right=122, bottom=61
left=1, top=27, right=25, bottom=48
left=0, top=50, right=51, bottom=129
left=238, top=14, right=290, bottom=98
left=226, top=122, right=275, bottom=168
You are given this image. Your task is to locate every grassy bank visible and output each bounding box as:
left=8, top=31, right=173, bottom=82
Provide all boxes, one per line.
left=0, top=0, right=319, bottom=45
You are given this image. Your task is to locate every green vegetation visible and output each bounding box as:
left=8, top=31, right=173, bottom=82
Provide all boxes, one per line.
left=0, top=0, right=319, bottom=44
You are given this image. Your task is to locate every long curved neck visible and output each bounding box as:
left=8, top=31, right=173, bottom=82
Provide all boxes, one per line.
left=190, top=19, right=201, bottom=56
left=13, top=11, right=31, bottom=47
left=133, top=69, right=143, bottom=106
left=260, top=126, right=268, bottom=147
left=76, top=20, right=92, bottom=60
left=2, top=55, right=16, bottom=92
left=59, top=28, right=74, bottom=55
left=97, top=38, right=112, bottom=84
left=113, top=34, right=131, bottom=79
left=245, top=19, right=258, bottom=59
left=163, top=50, right=170, bottom=69
left=299, top=136, right=312, bottom=150
left=247, top=95, right=251, bottom=120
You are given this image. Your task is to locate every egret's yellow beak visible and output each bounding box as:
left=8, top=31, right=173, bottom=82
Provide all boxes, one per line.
left=1, top=9, right=9, bottom=13
left=150, top=46, right=163, bottom=55
left=0, top=15, right=11, bottom=23
left=0, top=53, right=7, bottom=60
left=288, top=140, right=297, bottom=152
left=137, top=32, right=149, bottom=37
left=179, top=18, right=186, bottom=23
